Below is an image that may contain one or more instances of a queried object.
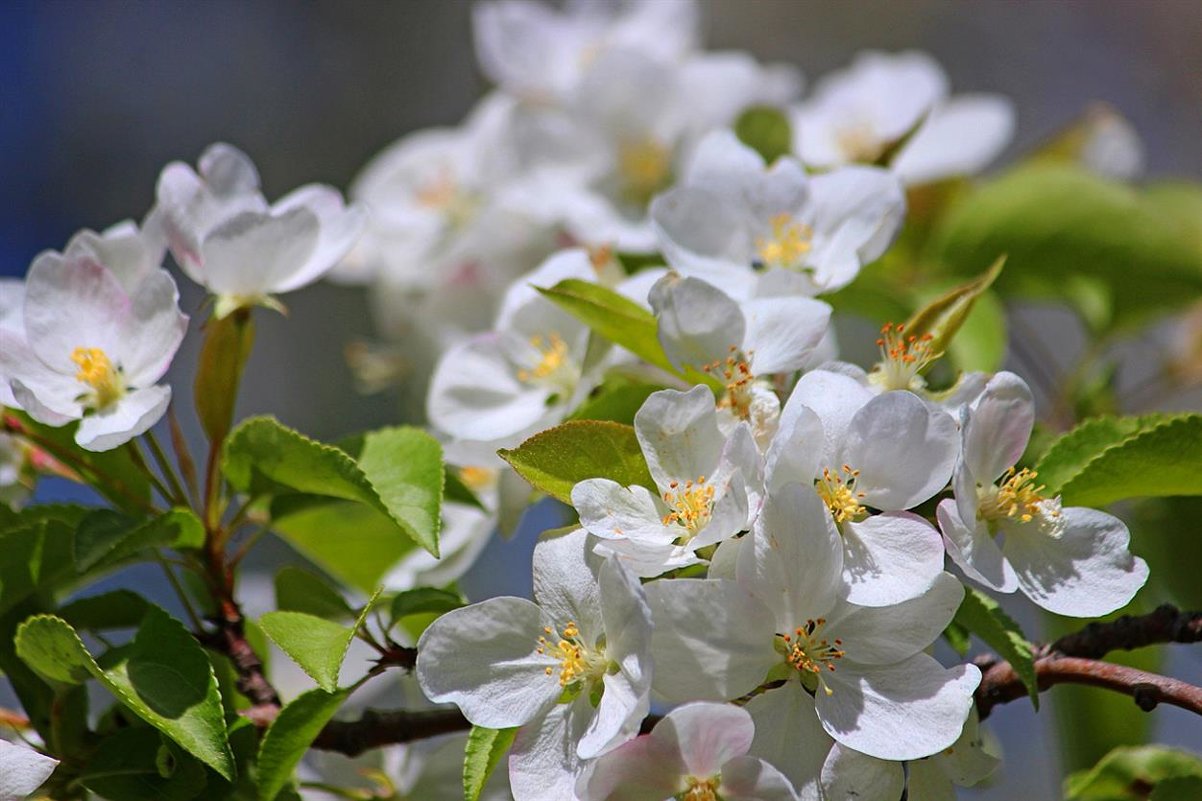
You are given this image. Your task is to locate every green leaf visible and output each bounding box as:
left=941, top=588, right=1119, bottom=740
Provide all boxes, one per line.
left=58, top=590, right=152, bottom=631
left=904, top=256, right=1005, bottom=364
left=734, top=105, right=792, bottom=164
left=941, top=621, right=971, bottom=657
left=256, top=688, right=350, bottom=801
left=929, top=165, right=1202, bottom=329
left=1151, top=777, right=1202, bottom=801
left=444, top=467, right=486, bottom=512
left=74, top=507, right=204, bottom=572
left=273, top=566, right=353, bottom=621
left=568, top=376, right=663, bottom=424
left=194, top=308, right=255, bottom=445
left=463, top=725, right=519, bottom=801
left=16, top=608, right=234, bottom=779
left=224, top=417, right=440, bottom=556
left=498, top=420, right=656, bottom=504
left=258, top=612, right=352, bottom=693
left=1035, top=413, right=1202, bottom=506
left=80, top=728, right=209, bottom=801
left=537, top=279, right=721, bottom=390
left=953, top=587, right=1039, bottom=708
left=389, top=587, right=465, bottom=624
left=0, top=515, right=76, bottom=617
left=1065, top=745, right=1202, bottom=800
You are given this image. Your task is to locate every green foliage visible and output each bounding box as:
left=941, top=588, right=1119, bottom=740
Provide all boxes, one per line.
left=74, top=507, right=203, bottom=572
left=1036, top=413, right=1202, bottom=505
left=195, top=309, right=255, bottom=445
left=389, top=586, right=465, bottom=623
left=499, top=420, right=656, bottom=504
left=929, top=165, right=1202, bottom=330
left=464, top=725, right=519, bottom=801
left=15, top=607, right=234, bottom=779
left=79, top=728, right=209, bottom=801
left=537, top=279, right=722, bottom=390
left=256, top=688, right=350, bottom=801
left=904, top=256, right=1005, bottom=364
left=953, top=587, right=1039, bottom=707
left=568, top=375, right=664, bottom=424
left=734, top=105, right=793, bottom=164
left=260, top=589, right=377, bottom=692
left=57, top=590, right=152, bottom=632
left=445, top=466, right=487, bottom=511
left=224, top=417, right=442, bottom=556
left=1064, top=745, right=1202, bottom=800
left=273, top=566, right=353, bottom=621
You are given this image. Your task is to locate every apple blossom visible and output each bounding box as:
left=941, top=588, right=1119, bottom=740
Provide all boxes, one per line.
left=650, top=130, right=905, bottom=296
left=937, top=371, right=1149, bottom=616
left=579, top=702, right=799, bottom=801
left=0, top=739, right=58, bottom=801
left=0, top=248, right=187, bottom=451
left=416, top=528, right=652, bottom=801
left=572, top=385, right=758, bottom=577
left=155, top=142, right=365, bottom=317
left=792, top=50, right=1014, bottom=186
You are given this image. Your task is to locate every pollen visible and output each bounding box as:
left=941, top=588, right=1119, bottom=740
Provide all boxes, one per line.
left=536, top=620, right=604, bottom=688
left=979, top=467, right=1059, bottom=527
left=782, top=618, right=845, bottom=693
left=681, top=776, right=721, bottom=801
left=704, top=346, right=756, bottom=420
left=870, top=322, right=937, bottom=391
left=816, top=465, right=867, bottom=525
left=755, top=213, right=813, bottom=269
left=617, top=137, right=672, bottom=204
left=517, top=333, right=570, bottom=383
left=70, top=346, right=125, bottom=410
left=661, top=477, right=716, bottom=538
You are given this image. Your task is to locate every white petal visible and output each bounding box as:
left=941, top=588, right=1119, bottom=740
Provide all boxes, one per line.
left=509, top=696, right=592, bottom=801
left=496, top=249, right=597, bottom=333
left=270, top=184, right=366, bottom=292
left=415, top=596, right=559, bottom=729
left=841, top=391, right=958, bottom=511
left=820, top=744, right=903, bottom=801
left=635, top=386, right=724, bottom=488
left=744, top=686, right=831, bottom=798
left=905, top=760, right=958, bottom=801
left=930, top=706, right=999, bottom=786
left=0, top=739, right=58, bottom=801
left=683, top=130, right=767, bottom=197
left=198, top=207, right=320, bottom=297
left=721, top=755, right=801, bottom=801
left=649, top=274, right=745, bottom=372
left=742, top=296, right=831, bottom=376
left=579, top=665, right=646, bottom=760
left=650, top=186, right=754, bottom=282
left=24, top=252, right=128, bottom=374
left=199, top=142, right=261, bottom=196
left=115, top=268, right=187, bottom=386
left=660, top=702, right=755, bottom=778
left=75, top=384, right=172, bottom=452
left=1003, top=507, right=1149, bottom=617
left=962, top=371, right=1033, bottom=485
left=533, top=528, right=603, bottom=639
left=804, top=167, right=906, bottom=290
left=646, top=578, right=776, bottom=702
left=573, top=480, right=676, bottom=545
left=816, top=655, right=980, bottom=761
left=765, top=401, right=823, bottom=493
left=828, top=572, right=963, bottom=664
left=2, top=332, right=81, bottom=421
left=738, top=483, right=842, bottom=631
left=785, top=370, right=873, bottom=467
left=936, top=498, right=1017, bottom=593
left=892, top=94, right=1015, bottom=185
left=838, top=513, right=948, bottom=607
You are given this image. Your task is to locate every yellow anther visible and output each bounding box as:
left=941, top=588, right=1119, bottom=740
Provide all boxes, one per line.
left=705, top=349, right=757, bottom=420
left=870, top=321, right=937, bottom=391
left=661, top=479, right=716, bottom=539
left=681, top=776, right=721, bottom=801
left=536, top=620, right=603, bottom=689
left=458, top=466, right=497, bottom=493
left=979, top=467, right=1056, bottom=526
left=755, top=213, right=813, bottom=269
left=816, top=465, right=867, bottom=525
left=783, top=618, right=845, bottom=691
left=617, top=137, right=672, bottom=204
left=517, top=333, right=572, bottom=386
left=70, top=347, right=124, bottom=409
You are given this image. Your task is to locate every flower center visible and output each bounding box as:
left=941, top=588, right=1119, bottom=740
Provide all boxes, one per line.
left=781, top=618, right=845, bottom=694
left=415, top=168, right=478, bottom=228
left=678, top=776, right=721, bottom=801
left=835, top=120, right=885, bottom=163
left=70, top=347, right=125, bottom=410
left=705, top=347, right=756, bottom=420
left=617, top=137, right=672, bottom=206
left=755, top=213, right=813, bottom=270
left=661, top=477, right=716, bottom=540
left=517, top=333, right=579, bottom=397
left=458, top=466, right=497, bottom=494
left=537, top=621, right=606, bottom=689
left=978, top=468, right=1064, bottom=535
left=816, top=465, right=867, bottom=525
left=869, top=322, right=937, bottom=391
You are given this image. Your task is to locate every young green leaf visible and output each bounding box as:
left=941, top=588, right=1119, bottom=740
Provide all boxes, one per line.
left=444, top=466, right=487, bottom=512
left=498, top=420, right=656, bottom=504
left=954, top=587, right=1039, bottom=708
left=355, top=426, right=444, bottom=558
left=15, top=607, right=234, bottom=779
left=256, top=688, right=350, bottom=801
left=903, top=256, right=1004, bottom=364
left=74, top=507, right=204, bottom=572
left=260, top=589, right=379, bottom=693
left=79, top=728, right=209, bottom=801
left=273, top=566, right=354, bottom=621
left=568, top=376, right=664, bottom=424
left=1064, top=745, right=1202, bottom=800
left=194, top=308, right=255, bottom=445
left=58, top=590, right=152, bottom=631
left=734, top=105, right=792, bottom=164
left=389, top=587, right=465, bottom=624
left=463, top=725, right=519, bottom=801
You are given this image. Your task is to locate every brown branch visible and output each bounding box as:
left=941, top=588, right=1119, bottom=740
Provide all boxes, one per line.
left=975, top=604, right=1202, bottom=720
left=312, top=708, right=470, bottom=757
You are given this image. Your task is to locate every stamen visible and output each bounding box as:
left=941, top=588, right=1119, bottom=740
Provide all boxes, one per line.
left=869, top=322, right=937, bottom=391
left=70, top=346, right=125, bottom=410
left=782, top=618, right=845, bottom=694
left=755, top=213, right=813, bottom=269
left=681, top=776, right=721, bottom=801
left=978, top=467, right=1062, bottom=532
left=516, top=333, right=577, bottom=394
left=816, top=465, right=867, bottom=525
left=661, top=476, right=716, bottom=539
left=617, top=137, right=672, bottom=204
left=703, top=346, right=757, bottom=420
left=535, top=620, right=604, bottom=688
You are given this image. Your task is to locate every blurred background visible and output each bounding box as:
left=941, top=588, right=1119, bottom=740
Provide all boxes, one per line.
left=3, top=1, right=1202, bottom=798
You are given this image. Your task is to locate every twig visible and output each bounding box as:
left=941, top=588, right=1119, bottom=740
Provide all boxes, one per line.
left=312, top=708, right=470, bottom=757
left=168, top=405, right=201, bottom=506
left=143, top=429, right=190, bottom=507
left=126, top=440, right=178, bottom=506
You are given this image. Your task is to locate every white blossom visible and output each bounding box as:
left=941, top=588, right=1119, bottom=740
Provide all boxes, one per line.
left=0, top=739, right=58, bottom=801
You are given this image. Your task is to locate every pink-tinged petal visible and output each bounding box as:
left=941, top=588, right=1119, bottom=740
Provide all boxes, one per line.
left=962, top=371, right=1033, bottom=485
left=842, top=391, right=958, bottom=511
left=2, top=331, right=81, bottom=421
left=510, top=696, right=592, bottom=801
left=786, top=370, right=873, bottom=466
left=744, top=686, right=831, bottom=798
left=415, top=596, right=559, bottom=729
left=65, top=219, right=166, bottom=291
left=199, top=142, right=261, bottom=196
left=820, top=744, right=903, bottom=801
left=0, top=739, right=59, bottom=801
left=827, top=573, right=963, bottom=665
left=1003, top=507, right=1148, bottom=617
left=937, top=499, right=1017, bottom=593
left=816, top=655, right=980, bottom=762
left=738, top=483, right=842, bottom=631
left=892, top=94, right=1015, bottom=185
left=838, top=513, right=946, bottom=606
left=650, top=274, right=745, bottom=373
left=646, top=578, right=777, bottom=702
left=742, top=296, right=831, bottom=376
left=580, top=733, right=684, bottom=801
left=75, top=384, right=171, bottom=452
left=115, top=269, right=187, bottom=386
left=634, top=386, right=725, bottom=489
left=721, top=755, right=800, bottom=801
left=24, top=253, right=129, bottom=374
left=656, top=703, right=755, bottom=779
